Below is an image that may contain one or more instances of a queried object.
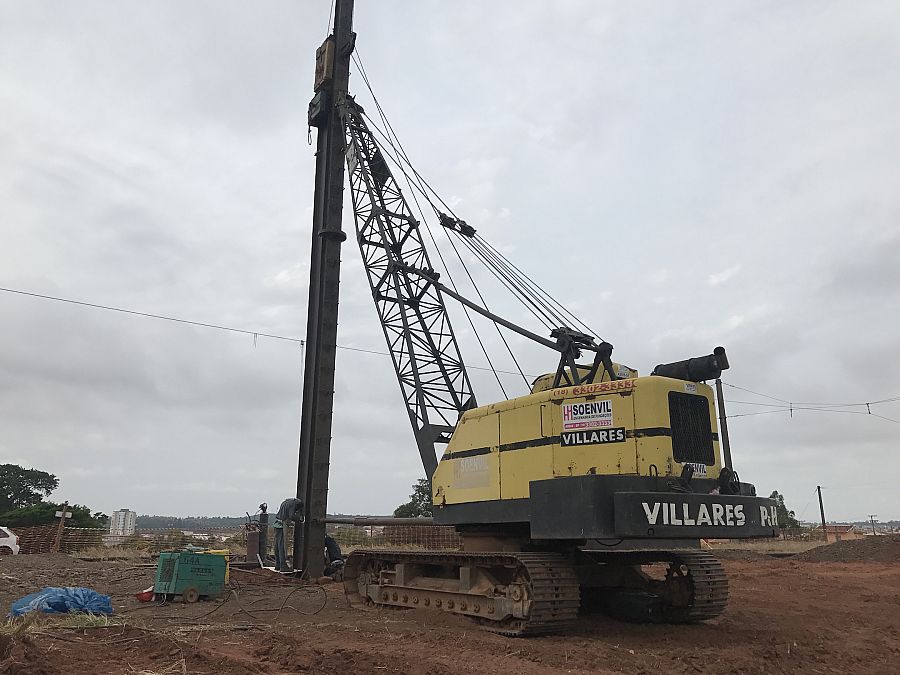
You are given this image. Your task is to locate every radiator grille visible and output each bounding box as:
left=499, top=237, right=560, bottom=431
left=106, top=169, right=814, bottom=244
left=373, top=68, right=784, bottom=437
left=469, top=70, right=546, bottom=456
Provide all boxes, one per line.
left=668, top=392, right=714, bottom=465
left=159, top=558, right=176, bottom=584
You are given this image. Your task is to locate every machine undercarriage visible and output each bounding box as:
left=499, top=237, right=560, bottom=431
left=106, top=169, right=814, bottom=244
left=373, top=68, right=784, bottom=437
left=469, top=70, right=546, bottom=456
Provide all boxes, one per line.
left=344, top=541, right=728, bottom=635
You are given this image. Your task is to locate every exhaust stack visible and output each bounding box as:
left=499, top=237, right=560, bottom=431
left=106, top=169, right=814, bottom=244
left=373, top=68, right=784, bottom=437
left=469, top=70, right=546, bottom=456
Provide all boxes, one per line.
left=652, top=346, right=730, bottom=382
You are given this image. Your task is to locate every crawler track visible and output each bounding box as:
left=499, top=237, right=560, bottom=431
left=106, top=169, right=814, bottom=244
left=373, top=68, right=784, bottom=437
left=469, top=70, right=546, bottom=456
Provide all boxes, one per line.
left=344, top=548, right=727, bottom=634
left=344, top=549, right=580, bottom=636
left=480, top=552, right=581, bottom=636
left=582, top=548, right=729, bottom=623
left=665, top=550, right=729, bottom=622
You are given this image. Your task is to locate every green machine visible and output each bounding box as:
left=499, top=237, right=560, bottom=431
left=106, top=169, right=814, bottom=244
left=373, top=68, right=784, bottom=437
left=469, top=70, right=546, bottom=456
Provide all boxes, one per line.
left=153, top=552, right=226, bottom=603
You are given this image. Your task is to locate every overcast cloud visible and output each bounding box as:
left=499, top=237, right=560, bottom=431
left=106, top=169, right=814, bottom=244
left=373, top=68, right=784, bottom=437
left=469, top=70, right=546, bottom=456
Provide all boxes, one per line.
left=1, top=1, right=898, bottom=522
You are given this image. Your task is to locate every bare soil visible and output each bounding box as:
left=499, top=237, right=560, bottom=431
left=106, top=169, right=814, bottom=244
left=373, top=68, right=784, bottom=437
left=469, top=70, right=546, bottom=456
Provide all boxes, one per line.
left=792, top=534, right=900, bottom=563
left=1, top=542, right=899, bottom=674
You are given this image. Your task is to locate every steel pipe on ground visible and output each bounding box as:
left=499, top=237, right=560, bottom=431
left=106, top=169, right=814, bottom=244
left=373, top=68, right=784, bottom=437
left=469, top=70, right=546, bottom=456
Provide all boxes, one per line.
left=321, top=516, right=435, bottom=526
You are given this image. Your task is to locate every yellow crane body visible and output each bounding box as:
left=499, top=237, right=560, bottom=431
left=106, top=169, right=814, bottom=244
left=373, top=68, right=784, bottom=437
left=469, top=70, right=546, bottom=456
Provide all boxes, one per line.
left=434, top=375, right=722, bottom=506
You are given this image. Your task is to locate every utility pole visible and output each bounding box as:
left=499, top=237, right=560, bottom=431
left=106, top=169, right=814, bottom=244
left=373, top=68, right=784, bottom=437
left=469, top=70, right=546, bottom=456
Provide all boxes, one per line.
left=816, top=485, right=827, bottom=542
left=714, top=378, right=732, bottom=470
left=51, top=502, right=71, bottom=553
left=868, top=514, right=878, bottom=535
left=295, top=0, right=355, bottom=578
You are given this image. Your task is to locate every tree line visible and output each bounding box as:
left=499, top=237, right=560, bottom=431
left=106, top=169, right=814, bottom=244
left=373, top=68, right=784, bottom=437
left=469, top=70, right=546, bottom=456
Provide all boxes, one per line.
left=0, top=464, right=107, bottom=528
left=135, top=515, right=247, bottom=530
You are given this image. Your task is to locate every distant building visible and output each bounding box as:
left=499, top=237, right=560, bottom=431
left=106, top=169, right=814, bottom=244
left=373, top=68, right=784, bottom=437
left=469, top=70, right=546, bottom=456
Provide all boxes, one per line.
left=815, top=524, right=863, bottom=543
left=109, top=509, right=137, bottom=536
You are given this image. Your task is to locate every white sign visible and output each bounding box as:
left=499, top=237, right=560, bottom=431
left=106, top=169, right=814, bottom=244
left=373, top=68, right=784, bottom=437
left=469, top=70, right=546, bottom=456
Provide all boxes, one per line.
left=562, top=399, right=613, bottom=431
left=55, top=511, right=72, bottom=519
left=453, top=455, right=490, bottom=489
left=684, top=462, right=707, bottom=477
left=561, top=427, right=626, bottom=447
left=346, top=143, right=358, bottom=172
left=641, top=501, right=746, bottom=527
left=759, top=505, right=780, bottom=527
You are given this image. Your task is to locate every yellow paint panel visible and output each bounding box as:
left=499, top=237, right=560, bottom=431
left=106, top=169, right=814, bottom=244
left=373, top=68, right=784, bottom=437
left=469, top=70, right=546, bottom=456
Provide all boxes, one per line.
left=499, top=400, right=553, bottom=499
left=432, top=411, right=499, bottom=505
left=635, top=437, right=673, bottom=476
left=500, top=448, right=553, bottom=499
left=435, top=374, right=725, bottom=507
left=552, top=394, right=637, bottom=476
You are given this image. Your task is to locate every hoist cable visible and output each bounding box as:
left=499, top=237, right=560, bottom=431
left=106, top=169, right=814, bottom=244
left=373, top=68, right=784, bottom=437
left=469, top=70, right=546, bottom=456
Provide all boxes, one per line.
left=360, top=112, right=524, bottom=394
left=465, top=231, right=598, bottom=338
left=358, top=105, right=533, bottom=388
left=438, top=226, right=530, bottom=389
left=473, top=234, right=600, bottom=338
left=462, top=234, right=572, bottom=329
left=351, top=55, right=510, bottom=397
left=362, top=110, right=598, bottom=343
left=460, top=231, right=597, bottom=340
left=354, top=51, right=591, bottom=340
left=451, top=234, right=558, bottom=330
left=351, top=49, right=601, bottom=389
left=352, top=49, right=459, bottom=218
left=353, top=53, right=534, bottom=393
left=353, top=112, right=508, bottom=399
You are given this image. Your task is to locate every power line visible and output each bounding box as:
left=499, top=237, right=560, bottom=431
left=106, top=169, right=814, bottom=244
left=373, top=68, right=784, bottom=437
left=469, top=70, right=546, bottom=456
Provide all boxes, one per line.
left=7, top=285, right=899, bottom=421
left=791, top=407, right=900, bottom=423
left=721, top=381, right=791, bottom=404
left=0, top=285, right=535, bottom=378
left=725, top=409, right=790, bottom=419
left=726, top=399, right=792, bottom=408
left=724, top=402, right=900, bottom=424
left=723, top=380, right=900, bottom=414
left=795, top=487, right=819, bottom=521
left=0, top=286, right=303, bottom=343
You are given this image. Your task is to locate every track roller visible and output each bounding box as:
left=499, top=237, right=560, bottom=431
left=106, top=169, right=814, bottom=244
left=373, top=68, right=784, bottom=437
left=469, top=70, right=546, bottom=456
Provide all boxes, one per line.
left=344, top=549, right=580, bottom=636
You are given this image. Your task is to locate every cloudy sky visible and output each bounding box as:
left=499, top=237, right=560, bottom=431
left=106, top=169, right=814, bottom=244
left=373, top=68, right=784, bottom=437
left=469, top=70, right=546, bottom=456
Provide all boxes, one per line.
left=1, top=1, right=898, bottom=522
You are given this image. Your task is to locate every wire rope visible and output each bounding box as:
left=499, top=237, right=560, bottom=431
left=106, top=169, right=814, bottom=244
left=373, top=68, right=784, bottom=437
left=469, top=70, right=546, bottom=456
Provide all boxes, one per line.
left=352, top=52, right=531, bottom=392
left=348, top=78, right=509, bottom=397
left=353, top=48, right=601, bottom=345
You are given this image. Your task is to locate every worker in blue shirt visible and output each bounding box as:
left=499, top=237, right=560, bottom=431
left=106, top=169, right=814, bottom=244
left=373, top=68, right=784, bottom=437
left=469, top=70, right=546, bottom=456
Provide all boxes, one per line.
left=274, top=497, right=303, bottom=571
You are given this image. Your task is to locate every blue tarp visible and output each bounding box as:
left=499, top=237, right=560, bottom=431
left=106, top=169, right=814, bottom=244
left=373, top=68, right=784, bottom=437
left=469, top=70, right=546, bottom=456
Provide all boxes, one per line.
left=9, top=587, right=113, bottom=617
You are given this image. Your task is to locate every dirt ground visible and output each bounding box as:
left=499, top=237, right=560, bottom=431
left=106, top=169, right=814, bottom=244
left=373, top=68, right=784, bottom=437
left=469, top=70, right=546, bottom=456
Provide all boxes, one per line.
left=1, top=538, right=899, bottom=674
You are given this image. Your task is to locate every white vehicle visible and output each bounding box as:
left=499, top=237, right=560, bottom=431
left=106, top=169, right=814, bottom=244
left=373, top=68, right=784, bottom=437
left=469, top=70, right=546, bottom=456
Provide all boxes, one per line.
left=0, top=526, right=20, bottom=555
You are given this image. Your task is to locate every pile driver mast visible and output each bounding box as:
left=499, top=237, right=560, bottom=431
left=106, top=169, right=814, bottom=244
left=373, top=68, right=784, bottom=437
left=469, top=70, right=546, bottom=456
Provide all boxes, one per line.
left=294, top=0, right=354, bottom=579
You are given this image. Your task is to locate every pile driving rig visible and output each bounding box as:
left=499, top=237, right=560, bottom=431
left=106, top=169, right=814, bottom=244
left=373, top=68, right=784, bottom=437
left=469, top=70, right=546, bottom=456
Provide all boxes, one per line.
left=298, top=0, right=777, bottom=635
